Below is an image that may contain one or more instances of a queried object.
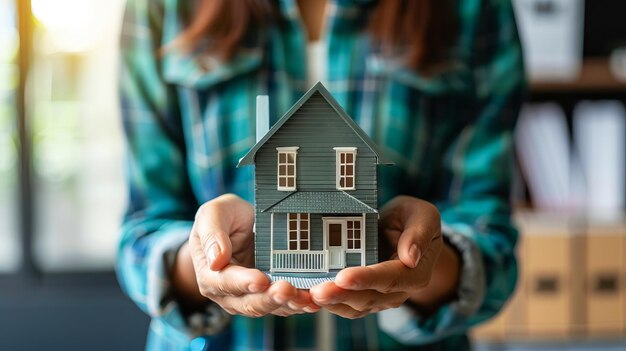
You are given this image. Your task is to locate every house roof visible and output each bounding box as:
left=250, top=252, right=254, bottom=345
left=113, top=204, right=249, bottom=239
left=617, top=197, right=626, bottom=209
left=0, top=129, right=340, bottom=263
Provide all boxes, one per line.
left=262, top=191, right=377, bottom=214
left=237, top=81, right=393, bottom=167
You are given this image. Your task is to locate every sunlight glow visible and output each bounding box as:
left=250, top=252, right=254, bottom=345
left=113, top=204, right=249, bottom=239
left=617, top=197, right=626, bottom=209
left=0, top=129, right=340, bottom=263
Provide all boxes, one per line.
left=31, top=0, right=100, bottom=52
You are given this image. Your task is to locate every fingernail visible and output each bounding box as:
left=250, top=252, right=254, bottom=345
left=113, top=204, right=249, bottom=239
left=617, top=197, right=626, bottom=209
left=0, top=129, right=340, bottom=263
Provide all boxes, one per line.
left=248, top=283, right=262, bottom=293
left=409, top=244, right=420, bottom=268
left=314, top=295, right=329, bottom=304
left=336, top=274, right=358, bottom=289
left=346, top=279, right=360, bottom=289
left=207, top=242, right=220, bottom=267
left=304, top=306, right=318, bottom=313
left=273, top=294, right=286, bottom=304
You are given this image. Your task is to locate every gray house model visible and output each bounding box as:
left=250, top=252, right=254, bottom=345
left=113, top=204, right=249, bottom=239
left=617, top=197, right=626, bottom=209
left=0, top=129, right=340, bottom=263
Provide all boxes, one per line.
left=238, top=82, right=392, bottom=288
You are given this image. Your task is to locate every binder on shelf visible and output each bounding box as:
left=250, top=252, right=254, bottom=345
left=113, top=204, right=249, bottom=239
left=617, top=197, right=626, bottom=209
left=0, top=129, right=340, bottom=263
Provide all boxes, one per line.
left=573, top=101, right=626, bottom=221
left=516, top=103, right=584, bottom=211
left=513, top=0, right=585, bottom=81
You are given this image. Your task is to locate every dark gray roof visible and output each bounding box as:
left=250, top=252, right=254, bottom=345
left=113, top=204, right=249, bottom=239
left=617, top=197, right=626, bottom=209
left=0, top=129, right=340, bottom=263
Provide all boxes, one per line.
left=263, top=191, right=377, bottom=214
left=238, top=81, right=393, bottom=167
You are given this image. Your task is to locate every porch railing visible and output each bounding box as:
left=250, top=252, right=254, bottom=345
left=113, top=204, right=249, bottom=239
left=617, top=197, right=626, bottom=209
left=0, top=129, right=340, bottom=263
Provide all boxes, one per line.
left=271, top=250, right=328, bottom=273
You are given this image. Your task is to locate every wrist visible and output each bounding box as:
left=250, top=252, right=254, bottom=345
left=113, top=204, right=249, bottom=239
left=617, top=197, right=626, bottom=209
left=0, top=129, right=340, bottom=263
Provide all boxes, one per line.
left=172, top=241, right=206, bottom=306
left=407, top=242, right=461, bottom=316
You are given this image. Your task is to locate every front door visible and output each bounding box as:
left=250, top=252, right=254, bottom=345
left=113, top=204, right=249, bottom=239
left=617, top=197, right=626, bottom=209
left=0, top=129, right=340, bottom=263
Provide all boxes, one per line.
left=328, top=222, right=345, bottom=269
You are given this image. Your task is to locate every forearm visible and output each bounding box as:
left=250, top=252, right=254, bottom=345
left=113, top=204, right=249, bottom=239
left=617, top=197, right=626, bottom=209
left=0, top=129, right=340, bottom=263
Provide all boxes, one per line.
left=407, top=242, right=461, bottom=316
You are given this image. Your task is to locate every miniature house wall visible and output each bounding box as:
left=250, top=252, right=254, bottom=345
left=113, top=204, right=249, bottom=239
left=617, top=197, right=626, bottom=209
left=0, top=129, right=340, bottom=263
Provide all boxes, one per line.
left=238, top=82, right=392, bottom=287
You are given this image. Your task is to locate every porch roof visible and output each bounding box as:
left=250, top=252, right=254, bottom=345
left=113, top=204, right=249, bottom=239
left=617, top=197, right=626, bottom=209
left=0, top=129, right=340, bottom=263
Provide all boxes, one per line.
left=262, top=191, right=377, bottom=214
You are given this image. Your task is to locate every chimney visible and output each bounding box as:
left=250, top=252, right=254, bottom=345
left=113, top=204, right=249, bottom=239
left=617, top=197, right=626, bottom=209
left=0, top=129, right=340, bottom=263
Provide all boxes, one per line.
left=256, top=95, right=269, bottom=143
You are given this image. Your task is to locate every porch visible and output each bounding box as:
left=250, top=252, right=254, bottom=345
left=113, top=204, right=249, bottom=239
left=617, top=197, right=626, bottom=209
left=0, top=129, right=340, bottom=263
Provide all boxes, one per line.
left=271, top=250, right=329, bottom=273
left=265, top=271, right=340, bottom=289
left=264, top=191, right=376, bottom=275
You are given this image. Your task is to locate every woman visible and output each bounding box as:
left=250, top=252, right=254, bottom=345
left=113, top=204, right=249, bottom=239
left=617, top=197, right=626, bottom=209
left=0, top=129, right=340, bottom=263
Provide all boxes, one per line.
left=117, top=0, right=525, bottom=350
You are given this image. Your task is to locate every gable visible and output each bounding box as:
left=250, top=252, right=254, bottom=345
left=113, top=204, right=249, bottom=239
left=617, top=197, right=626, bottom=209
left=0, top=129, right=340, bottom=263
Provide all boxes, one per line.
left=237, top=82, right=393, bottom=167
left=256, top=91, right=370, bottom=155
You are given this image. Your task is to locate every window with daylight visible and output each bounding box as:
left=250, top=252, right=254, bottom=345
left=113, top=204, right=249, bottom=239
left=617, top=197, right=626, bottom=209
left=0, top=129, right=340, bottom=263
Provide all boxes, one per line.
left=288, top=213, right=309, bottom=250
left=277, top=147, right=298, bottom=191
left=347, top=220, right=362, bottom=250
left=334, top=147, right=357, bottom=190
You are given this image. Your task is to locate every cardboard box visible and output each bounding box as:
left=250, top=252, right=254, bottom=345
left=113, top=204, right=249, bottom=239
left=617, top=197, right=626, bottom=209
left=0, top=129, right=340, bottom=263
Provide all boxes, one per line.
left=472, top=218, right=527, bottom=342
left=471, top=306, right=508, bottom=342
left=505, top=227, right=528, bottom=339
left=585, top=220, right=625, bottom=336
left=517, top=212, right=585, bottom=339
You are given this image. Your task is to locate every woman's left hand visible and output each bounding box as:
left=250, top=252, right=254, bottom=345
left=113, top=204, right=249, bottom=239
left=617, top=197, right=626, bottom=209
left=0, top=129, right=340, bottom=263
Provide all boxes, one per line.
left=309, top=195, right=445, bottom=319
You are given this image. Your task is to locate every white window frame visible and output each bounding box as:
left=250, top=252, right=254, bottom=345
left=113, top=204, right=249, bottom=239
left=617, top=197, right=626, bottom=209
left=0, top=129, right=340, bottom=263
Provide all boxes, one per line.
left=346, top=219, right=363, bottom=251
left=333, top=147, right=357, bottom=190
left=277, top=147, right=299, bottom=191
left=287, top=213, right=310, bottom=251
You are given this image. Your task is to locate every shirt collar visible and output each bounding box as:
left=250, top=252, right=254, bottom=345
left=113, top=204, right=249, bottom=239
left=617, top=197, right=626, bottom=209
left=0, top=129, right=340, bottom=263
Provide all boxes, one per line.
left=276, top=0, right=374, bottom=23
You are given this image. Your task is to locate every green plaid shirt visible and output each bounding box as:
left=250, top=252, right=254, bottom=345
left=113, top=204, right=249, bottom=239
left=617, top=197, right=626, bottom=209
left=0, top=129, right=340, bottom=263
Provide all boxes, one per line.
left=117, top=0, right=525, bottom=349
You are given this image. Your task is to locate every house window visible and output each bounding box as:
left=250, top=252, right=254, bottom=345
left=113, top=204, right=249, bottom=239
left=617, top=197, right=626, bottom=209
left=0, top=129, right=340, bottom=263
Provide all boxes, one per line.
left=288, top=213, right=309, bottom=250
left=334, top=147, right=357, bottom=190
left=347, top=220, right=362, bottom=249
left=277, top=147, right=299, bottom=191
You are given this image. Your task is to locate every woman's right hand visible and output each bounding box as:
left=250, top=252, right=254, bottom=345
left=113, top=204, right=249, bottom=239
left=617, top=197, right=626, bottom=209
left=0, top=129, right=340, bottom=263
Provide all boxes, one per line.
left=187, top=194, right=319, bottom=317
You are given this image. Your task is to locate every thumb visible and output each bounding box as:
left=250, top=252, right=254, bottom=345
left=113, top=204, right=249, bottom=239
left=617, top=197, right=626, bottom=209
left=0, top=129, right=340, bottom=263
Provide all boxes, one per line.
left=397, top=227, right=432, bottom=269
left=392, top=198, right=441, bottom=269
left=202, top=230, right=233, bottom=271
left=193, top=205, right=234, bottom=271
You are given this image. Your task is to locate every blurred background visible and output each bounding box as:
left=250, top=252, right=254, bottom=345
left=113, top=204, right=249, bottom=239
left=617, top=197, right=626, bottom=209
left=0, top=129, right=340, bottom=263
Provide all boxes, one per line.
left=0, top=0, right=147, bottom=350
left=0, top=0, right=625, bottom=350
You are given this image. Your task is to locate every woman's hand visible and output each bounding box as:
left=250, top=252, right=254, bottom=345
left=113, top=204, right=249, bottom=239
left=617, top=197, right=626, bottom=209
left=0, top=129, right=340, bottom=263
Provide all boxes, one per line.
left=175, top=194, right=319, bottom=317
left=310, top=195, right=459, bottom=318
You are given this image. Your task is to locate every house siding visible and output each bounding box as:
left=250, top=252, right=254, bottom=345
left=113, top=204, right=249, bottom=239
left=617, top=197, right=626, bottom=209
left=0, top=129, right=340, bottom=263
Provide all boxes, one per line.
left=365, top=213, right=378, bottom=265
left=254, top=92, right=379, bottom=272
left=255, top=213, right=271, bottom=271
left=346, top=253, right=361, bottom=267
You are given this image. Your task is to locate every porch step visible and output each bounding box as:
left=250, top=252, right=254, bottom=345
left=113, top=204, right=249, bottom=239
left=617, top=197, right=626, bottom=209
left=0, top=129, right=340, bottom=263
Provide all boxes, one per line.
left=265, top=274, right=337, bottom=289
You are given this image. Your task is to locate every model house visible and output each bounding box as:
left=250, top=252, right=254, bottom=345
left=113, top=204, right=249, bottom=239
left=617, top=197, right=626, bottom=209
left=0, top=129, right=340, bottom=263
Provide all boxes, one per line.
left=238, top=82, right=392, bottom=288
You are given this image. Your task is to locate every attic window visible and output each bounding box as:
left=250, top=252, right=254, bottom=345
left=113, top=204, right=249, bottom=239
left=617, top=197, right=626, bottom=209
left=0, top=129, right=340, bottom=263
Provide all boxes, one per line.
left=334, top=147, right=357, bottom=190
left=277, top=147, right=299, bottom=191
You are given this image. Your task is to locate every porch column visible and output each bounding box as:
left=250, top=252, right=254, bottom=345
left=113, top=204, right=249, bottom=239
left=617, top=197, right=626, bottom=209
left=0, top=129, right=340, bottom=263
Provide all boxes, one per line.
left=361, top=213, right=366, bottom=266
left=322, top=217, right=328, bottom=271
left=270, top=213, right=274, bottom=272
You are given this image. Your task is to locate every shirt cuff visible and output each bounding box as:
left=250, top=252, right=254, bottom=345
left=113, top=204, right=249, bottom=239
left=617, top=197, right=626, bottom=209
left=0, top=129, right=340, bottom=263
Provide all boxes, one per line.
left=377, top=221, right=486, bottom=345
left=146, top=222, right=231, bottom=338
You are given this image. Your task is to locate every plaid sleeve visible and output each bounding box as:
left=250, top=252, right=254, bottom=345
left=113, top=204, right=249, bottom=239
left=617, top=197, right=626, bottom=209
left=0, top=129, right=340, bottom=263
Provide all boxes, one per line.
left=115, top=0, right=230, bottom=339
left=378, top=0, right=525, bottom=344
